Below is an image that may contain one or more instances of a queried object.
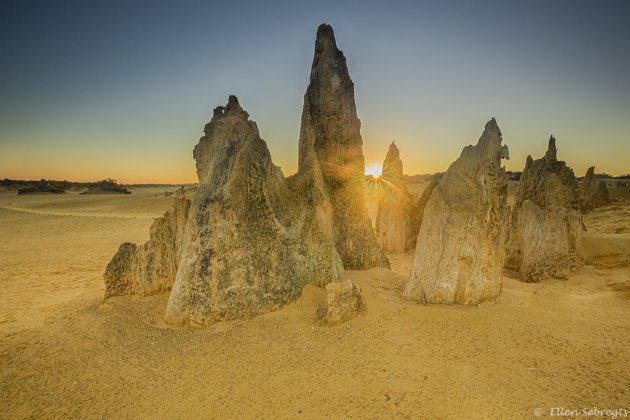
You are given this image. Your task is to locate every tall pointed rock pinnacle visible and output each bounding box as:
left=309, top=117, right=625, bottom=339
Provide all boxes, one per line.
left=104, top=25, right=384, bottom=326
left=375, top=141, right=418, bottom=253
left=296, top=24, right=389, bottom=269
left=504, top=136, right=583, bottom=282
left=162, top=96, right=345, bottom=326
left=545, top=135, right=557, bottom=161
left=404, top=119, right=509, bottom=304
left=382, top=141, right=403, bottom=180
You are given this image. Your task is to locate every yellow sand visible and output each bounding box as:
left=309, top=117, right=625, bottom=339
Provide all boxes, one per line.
left=1, top=188, right=629, bottom=418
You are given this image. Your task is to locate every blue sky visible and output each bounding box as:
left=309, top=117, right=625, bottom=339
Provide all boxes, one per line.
left=1, top=0, right=629, bottom=182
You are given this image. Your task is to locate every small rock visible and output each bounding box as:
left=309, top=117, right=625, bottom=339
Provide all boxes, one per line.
left=321, top=279, right=366, bottom=326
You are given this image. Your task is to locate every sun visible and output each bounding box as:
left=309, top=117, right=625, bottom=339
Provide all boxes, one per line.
left=365, top=163, right=382, bottom=180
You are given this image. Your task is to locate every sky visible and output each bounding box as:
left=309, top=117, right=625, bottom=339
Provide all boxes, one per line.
left=1, top=0, right=629, bottom=184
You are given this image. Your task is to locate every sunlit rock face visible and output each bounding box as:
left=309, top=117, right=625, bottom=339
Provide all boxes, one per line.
left=296, top=24, right=389, bottom=270
left=105, top=24, right=389, bottom=326
left=375, top=142, right=417, bottom=253
left=165, top=96, right=344, bottom=326
left=410, top=180, right=439, bottom=237
left=579, top=166, right=611, bottom=212
left=504, top=137, right=584, bottom=282
left=404, top=119, right=509, bottom=305
left=104, top=196, right=190, bottom=298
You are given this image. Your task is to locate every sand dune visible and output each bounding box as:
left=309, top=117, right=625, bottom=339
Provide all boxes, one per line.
left=1, top=189, right=629, bottom=418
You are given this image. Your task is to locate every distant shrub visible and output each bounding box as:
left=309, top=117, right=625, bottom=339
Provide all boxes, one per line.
left=81, top=178, right=131, bottom=194
left=17, top=179, right=65, bottom=195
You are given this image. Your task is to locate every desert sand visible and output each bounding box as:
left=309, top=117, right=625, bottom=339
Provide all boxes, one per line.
left=1, top=187, right=629, bottom=418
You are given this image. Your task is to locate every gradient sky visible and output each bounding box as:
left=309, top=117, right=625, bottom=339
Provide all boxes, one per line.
left=1, top=0, right=629, bottom=183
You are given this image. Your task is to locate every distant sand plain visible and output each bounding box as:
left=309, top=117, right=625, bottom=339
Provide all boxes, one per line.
left=1, top=186, right=629, bottom=418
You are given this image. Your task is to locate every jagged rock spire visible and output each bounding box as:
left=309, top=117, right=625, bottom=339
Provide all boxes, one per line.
left=104, top=25, right=385, bottom=327
left=545, top=135, right=557, bottom=161
left=504, top=136, right=584, bottom=282
left=513, top=135, right=578, bottom=211
left=382, top=141, right=403, bottom=180
left=404, top=119, right=509, bottom=304
left=296, top=23, right=389, bottom=270
left=312, top=24, right=340, bottom=69
left=376, top=141, right=417, bottom=253
left=164, top=96, right=345, bottom=326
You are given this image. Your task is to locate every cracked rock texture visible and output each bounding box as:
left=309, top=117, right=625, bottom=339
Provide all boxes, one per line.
left=411, top=180, right=439, bottom=237
left=504, top=137, right=584, bottom=282
left=105, top=25, right=388, bottom=326
left=320, top=279, right=366, bottom=326
left=296, top=24, right=389, bottom=270
left=404, top=118, right=509, bottom=305
left=164, top=96, right=344, bottom=326
left=104, top=196, right=190, bottom=298
left=509, top=201, right=584, bottom=282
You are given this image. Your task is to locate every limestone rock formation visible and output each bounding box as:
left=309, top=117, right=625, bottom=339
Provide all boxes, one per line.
left=410, top=180, right=439, bottom=243
left=320, top=279, right=366, bottom=326
left=105, top=24, right=387, bottom=326
left=164, top=96, right=345, bottom=326
left=375, top=142, right=417, bottom=253
left=403, top=118, right=510, bottom=305
left=513, top=136, right=580, bottom=211
left=579, top=166, right=611, bottom=212
left=296, top=24, right=389, bottom=270
left=411, top=180, right=440, bottom=247
left=104, top=196, right=190, bottom=298
left=509, top=201, right=583, bottom=282
left=504, top=136, right=584, bottom=282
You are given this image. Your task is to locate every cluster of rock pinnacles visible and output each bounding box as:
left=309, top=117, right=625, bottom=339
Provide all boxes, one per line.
left=104, top=24, right=611, bottom=326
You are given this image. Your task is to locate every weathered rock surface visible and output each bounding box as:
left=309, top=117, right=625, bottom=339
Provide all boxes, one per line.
left=509, top=201, right=583, bottom=282
left=296, top=24, right=389, bottom=270
left=164, top=96, right=345, bottom=326
left=404, top=118, right=509, bottom=304
left=319, top=279, right=366, bottom=326
left=104, top=196, right=190, bottom=298
left=105, top=24, right=386, bottom=326
left=375, top=142, right=417, bottom=253
left=504, top=137, right=584, bottom=281
left=513, top=136, right=580, bottom=211
left=579, top=166, right=611, bottom=212
left=410, top=180, right=439, bottom=243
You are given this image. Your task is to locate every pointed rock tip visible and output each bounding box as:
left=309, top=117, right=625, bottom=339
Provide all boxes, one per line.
left=545, top=135, right=557, bottom=160
left=485, top=117, right=498, bottom=129
left=315, top=23, right=338, bottom=52
left=317, top=23, right=335, bottom=39
left=483, top=117, right=502, bottom=138
left=211, top=94, right=249, bottom=120
left=228, top=95, right=239, bottom=106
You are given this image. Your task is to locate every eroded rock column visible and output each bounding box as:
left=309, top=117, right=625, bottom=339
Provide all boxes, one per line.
left=404, top=119, right=509, bottom=304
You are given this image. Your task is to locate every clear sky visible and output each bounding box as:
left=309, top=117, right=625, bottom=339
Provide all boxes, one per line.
left=1, top=0, right=629, bottom=183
